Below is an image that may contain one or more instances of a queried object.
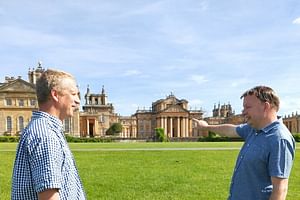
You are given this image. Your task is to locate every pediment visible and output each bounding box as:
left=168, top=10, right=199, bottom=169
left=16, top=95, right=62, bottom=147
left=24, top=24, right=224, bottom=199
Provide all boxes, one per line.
left=0, top=79, right=36, bottom=93
left=162, top=105, right=188, bottom=113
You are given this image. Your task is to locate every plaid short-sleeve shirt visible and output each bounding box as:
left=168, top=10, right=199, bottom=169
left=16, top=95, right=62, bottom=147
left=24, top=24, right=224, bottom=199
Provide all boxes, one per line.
left=11, top=111, right=86, bottom=200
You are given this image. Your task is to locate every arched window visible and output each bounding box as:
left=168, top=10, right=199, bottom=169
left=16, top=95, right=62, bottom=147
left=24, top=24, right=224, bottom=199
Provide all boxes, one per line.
left=6, top=116, right=12, bottom=132
left=19, top=116, right=24, bottom=131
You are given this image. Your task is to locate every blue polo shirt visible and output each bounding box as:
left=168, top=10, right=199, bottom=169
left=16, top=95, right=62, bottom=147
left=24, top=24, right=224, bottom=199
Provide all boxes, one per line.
left=228, top=118, right=295, bottom=200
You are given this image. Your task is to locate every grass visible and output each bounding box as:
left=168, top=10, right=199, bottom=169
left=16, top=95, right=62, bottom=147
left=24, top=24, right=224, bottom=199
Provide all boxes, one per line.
left=1, top=142, right=299, bottom=199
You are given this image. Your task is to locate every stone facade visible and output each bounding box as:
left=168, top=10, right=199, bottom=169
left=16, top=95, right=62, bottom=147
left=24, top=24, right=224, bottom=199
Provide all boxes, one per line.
left=134, top=93, right=205, bottom=139
left=119, top=116, right=137, bottom=138
left=0, top=77, right=38, bottom=135
left=0, top=64, right=81, bottom=137
left=1, top=64, right=296, bottom=138
left=205, top=102, right=244, bottom=125
left=283, top=112, right=300, bottom=134
left=79, top=85, right=119, bottom=137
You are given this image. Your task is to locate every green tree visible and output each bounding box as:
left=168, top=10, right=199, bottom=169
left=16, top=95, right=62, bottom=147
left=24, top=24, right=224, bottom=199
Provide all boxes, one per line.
left=106, top=123, right=122, bottom=135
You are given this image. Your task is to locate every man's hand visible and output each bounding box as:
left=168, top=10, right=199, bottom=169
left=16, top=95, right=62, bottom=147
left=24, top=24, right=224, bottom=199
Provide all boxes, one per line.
left=192, top=118, right=209, bottom=130
left=192, top=118, right=238, bottom=137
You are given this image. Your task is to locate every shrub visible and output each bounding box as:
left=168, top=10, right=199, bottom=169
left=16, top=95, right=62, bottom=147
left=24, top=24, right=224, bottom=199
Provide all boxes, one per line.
left=64, top=135, right=113, bottom=143
left=155, top=128, right=168, bottom=142
left=293, top=133, right=300, bottom=142
left=106, top=123, right=122, bottom=135
left=0, top=136, right=20, bottom=142
left=198, top=131, right=243, bottom=142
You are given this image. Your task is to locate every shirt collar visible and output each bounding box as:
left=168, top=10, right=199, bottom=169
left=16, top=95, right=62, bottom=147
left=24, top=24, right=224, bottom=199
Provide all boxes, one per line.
left=257, top=117, right=282, bottom=134
left=32, top=110, right=63, bottom=131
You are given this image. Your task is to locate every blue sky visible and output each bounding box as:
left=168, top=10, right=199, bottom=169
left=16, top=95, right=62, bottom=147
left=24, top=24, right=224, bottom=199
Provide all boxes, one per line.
left=1, top=0, right=300, bottom=117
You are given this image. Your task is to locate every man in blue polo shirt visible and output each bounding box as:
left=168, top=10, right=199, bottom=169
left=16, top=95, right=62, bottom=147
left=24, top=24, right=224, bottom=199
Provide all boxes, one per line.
left=193, top=85, right=295, bottom=200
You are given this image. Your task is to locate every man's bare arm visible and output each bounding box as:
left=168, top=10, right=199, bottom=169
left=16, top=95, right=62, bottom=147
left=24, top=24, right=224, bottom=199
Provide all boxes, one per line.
left=269, top=177, right=288, bottom=200
left=192, top=118, right=239, bottom=137
left=38, top=189, right=59, bottom=200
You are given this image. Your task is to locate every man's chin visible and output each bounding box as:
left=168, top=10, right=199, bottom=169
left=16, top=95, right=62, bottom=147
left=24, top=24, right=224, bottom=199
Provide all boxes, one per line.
left=72, top=107, right=79, bottom=112
left=246, top=119, right=252, bottom=126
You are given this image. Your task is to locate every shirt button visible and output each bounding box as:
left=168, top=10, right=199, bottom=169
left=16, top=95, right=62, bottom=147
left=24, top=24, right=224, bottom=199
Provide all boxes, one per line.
left=247, top=144, right=250, bottom=147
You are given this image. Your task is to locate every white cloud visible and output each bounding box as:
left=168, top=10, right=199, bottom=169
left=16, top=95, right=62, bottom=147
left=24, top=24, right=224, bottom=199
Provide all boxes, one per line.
left=188, top=99, right=204, bottom=110
left=123, top=70, right=142, bottom=76
left=189, top=75, right=208, bottom=85
left=292, top=17, right=300, bottom=24
left=230, top=78, right=251, bottom=87
left=119, top=1, right=165, bottom=17
left=280, top=96, right=300, bottom=116
left=0, top=26, right=66, bottom=47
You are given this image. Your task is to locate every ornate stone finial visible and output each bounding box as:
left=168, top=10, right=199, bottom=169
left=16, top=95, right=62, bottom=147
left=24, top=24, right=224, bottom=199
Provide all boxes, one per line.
left=102, top=85, right=105, bottom=94
left=37, top=61, right=42, bottom=68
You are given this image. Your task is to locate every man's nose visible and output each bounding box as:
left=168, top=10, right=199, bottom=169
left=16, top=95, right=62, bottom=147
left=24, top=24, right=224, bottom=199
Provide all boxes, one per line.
left=75, top=95, right=80, bottom=105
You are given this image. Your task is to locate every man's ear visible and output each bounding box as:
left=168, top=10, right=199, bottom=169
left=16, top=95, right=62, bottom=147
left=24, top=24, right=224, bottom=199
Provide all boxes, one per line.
left=50, top=89, right=59, bottom=102
left=264, top=101, right=271, bottom=111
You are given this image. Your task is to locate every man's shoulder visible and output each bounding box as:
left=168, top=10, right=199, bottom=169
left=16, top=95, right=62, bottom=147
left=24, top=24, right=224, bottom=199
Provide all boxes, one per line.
left=20, top=116, right=56, bottom=146
left=265, top=123, right=295, bottom=146
left=236, top=123, right=254, bottom=138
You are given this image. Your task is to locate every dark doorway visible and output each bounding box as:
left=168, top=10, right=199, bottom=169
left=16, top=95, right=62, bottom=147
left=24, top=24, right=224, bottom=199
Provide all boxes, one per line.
left=89, top=123, right=94, bottom=137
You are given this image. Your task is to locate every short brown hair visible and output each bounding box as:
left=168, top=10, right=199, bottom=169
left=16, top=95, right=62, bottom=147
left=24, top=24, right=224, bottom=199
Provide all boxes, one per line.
left=36, top=69, right=75, bottom=104
left=240, top=86, right=280, bottom=111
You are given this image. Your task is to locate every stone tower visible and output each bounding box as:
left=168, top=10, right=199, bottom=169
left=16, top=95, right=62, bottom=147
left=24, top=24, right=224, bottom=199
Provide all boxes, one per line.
left=28, top=61, right=45, bottom=84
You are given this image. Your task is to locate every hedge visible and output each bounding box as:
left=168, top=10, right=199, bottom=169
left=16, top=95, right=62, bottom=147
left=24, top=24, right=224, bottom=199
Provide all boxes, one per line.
left=0, top=136, right=20, bottom=142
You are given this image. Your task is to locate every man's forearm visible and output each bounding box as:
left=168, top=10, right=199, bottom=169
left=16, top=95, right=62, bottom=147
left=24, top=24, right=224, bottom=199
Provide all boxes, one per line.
left=204, top=124, right=238, bottom=137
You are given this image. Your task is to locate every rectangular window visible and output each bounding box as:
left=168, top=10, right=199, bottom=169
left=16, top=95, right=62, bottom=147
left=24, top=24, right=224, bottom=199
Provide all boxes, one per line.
left=64, top=118, right=70, bottom=133
left=5, top=99, right=12, bottom=106
left=19, top=99, right=24, bottom=106
left=30, top=99, right=36, bottom=106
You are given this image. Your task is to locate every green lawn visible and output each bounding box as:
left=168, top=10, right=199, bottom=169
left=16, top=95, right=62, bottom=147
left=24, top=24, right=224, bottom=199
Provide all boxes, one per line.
left=1, top=142, right=299, bottom=200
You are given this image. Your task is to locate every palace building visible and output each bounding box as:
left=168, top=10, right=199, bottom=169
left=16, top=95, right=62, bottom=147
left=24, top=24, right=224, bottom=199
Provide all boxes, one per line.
left=79, top=85, right=120, bottom=137
left=1, top=63, right=297, bottom=138
left=0, top=64, right=81, bottom=137
left=283, top=112, right=300, bottom=133
left=0, top=64, right=205, bottom=139
left=0, top=76, right=38, bottom=135
left=205, top=102, right=245, bottom=125
left=134, top=93, right=205, bottom=138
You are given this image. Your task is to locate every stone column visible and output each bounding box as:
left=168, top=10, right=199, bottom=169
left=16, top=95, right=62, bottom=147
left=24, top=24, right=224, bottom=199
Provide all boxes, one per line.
left=177, top=117, right=181, bottom=137
left=186, top=118, right=189, bottom=137
left=86, top=119, right=89, bottom=137
left=182, top=117, right=186, bottom=138
left=164, top=117, right=167, bottom=136
left=170, top=117, right=173, bottom=138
